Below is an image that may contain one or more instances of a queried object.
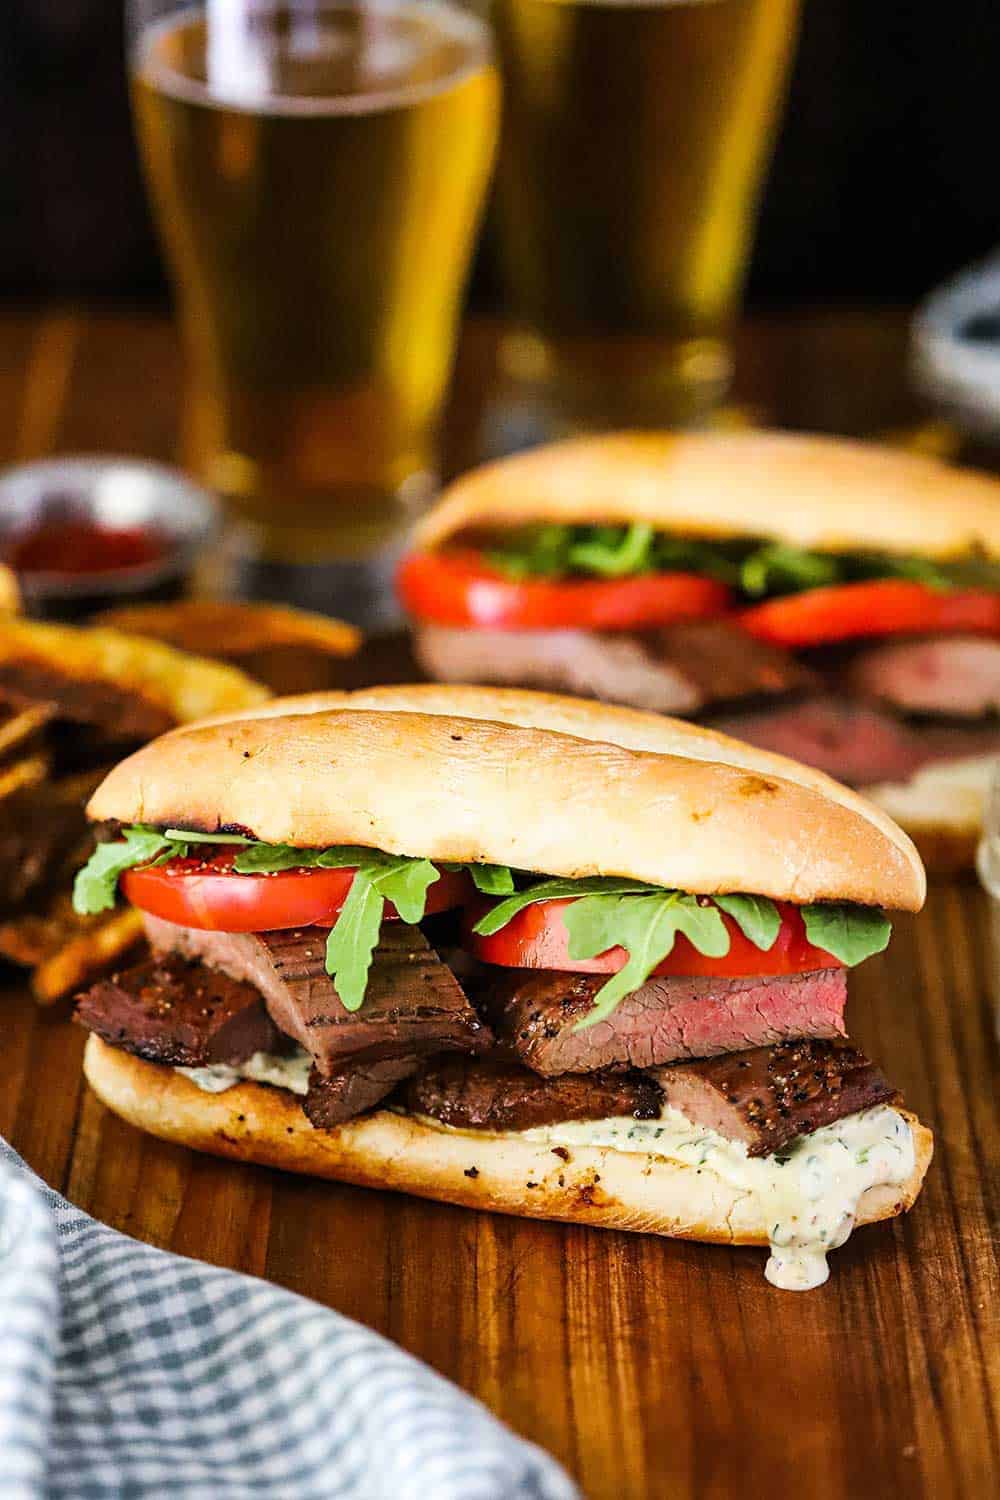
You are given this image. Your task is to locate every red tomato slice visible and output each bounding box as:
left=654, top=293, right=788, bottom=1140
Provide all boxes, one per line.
left=122, top=850, right=470, bottom=932
left=466, top=897, right=843, bottom=977
left=397, top=549, right=732, bottom=631
left=740, top=579, right=1000, bottom=648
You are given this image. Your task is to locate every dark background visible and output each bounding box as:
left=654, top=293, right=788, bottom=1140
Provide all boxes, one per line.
left=1, top=0, right=997, bottom=305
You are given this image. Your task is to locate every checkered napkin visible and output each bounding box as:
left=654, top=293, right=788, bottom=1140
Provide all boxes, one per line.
left=0, top=1141, right=579, bottom=1500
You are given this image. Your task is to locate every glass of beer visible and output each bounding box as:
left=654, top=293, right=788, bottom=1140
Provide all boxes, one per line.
left=491, top=0, right=800, bottom=433
left=128, top=0, right=499, bottom=624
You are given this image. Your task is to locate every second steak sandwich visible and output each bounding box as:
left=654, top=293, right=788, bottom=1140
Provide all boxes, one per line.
left=74, top=685, right=931, bottom=1290
left=398, top=431, right=1000, bottom=868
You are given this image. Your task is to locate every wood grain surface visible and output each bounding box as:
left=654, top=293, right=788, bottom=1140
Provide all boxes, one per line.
left=1, top=309, right=998, bottom=1500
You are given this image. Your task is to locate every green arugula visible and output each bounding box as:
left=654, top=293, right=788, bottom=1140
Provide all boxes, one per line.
left=713, top=893, right=782, bottom=950
left=73, top=830, right=518, bottom=1009
left=480, top=522, right=1000, bottom=600
left=471, top=877, right=662, bottom=934
left=473, top=880, right=770, bottom=1031
left=324, top=854, right=440, bottom=1011
left=164, top=829, right=253, bottom=845
left=564, top=892, right=730, bottom=1029
left=474, top=882, right=890, bottom=1027
left=801, top=903, right=892, bottom=965
left=72, top=826, right=174, bottom=914
left=466, top=864, right=517, bottom=895
left=74, top=829, right=893, bottom=1020
left=738, top=543, right=839, bottom=598
left=231, top=842, right=382, bottom=874
left=568, top=523, right=657, bottom=578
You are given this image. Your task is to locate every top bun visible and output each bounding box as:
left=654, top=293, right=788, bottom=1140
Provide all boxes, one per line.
left=412, top=430, right=1000, bottom=560
left=89, top=684, right=925, bottom=912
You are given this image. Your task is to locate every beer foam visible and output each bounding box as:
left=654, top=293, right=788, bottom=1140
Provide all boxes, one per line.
left=137, top=2, right=493, bottom=117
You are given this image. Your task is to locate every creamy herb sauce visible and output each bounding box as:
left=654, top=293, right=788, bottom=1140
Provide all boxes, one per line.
left=521, top=1104, right=914, bottom=1290
left=176, top=1048, right=311, bottom=1096
left=177, top=1050, right=913, bottom=1289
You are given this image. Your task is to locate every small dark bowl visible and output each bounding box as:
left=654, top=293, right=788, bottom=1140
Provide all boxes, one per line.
left=0, top=456, right=218, bottom=620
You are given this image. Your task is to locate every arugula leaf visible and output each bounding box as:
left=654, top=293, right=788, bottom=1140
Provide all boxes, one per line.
left=650, top=534, right=744, bottom=586
left=564, top=892, right=730, bottom=1030
left=485, top=525, right=576, bottom=580
left=164, top=829, right=253, bottom=846
left=801, top=903, right=891, bottom=965
left=567, top=523, right=656, bottom=577
left=323, top=854, right=439, bottom=1009
left=477, top=520, right=1000, bottom=603
left=467, top=864, right=516, bottom=895
left=739, top=543, right=839, bottom=598
left=373, top=857, right=440, bottom=924
left=231, top=842, right=376, bottom=874
left=713, top=893, right=781, bottom=951
left=472, top=877, right=661, bottom=936
left=72, top=827, right=175, bottom=914
left=324, top=870, right=385, bottom=1013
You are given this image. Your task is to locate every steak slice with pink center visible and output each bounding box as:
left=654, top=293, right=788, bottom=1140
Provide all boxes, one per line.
left=486, top=967, right=847, bottom=1076
left=143, top=914, right=491, bottom=1076
left=712, top=695, right=999, bottom=786
left=415, top=619, right=816, bottom=715
left=844, top=634, right=1000, bottom=718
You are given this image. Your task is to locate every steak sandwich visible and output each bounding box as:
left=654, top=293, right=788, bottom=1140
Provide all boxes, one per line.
left=74, top=684, right=932, bottom=1290
left=398, top=431, right=1000, bottom=869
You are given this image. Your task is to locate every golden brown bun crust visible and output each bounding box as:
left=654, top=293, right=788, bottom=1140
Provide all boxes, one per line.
left=88, top=688, right=925, bottom=910
left=0, top=618, right=270, bottom=722
left=412, top=430, right=1000, bottom=559
left=219, top=684, right=976, bottom=878
left=84, top=1038, right=932, bottom=1247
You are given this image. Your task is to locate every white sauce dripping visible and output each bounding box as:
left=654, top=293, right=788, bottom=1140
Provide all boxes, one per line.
left=520, top=1104, right=914, bottom=1290
left=178, top=1051, right=914, bottom=1290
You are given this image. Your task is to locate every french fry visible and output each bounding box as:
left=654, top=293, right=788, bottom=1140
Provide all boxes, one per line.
left=0, top=617, right=270, bottom=723
left=95, top=600, right=359, bottom=659
left=0, top=703, right=54, bottom=764
left=0, top=563, right=20, bottom=615
left=0, top=617, right=269, bottom=1003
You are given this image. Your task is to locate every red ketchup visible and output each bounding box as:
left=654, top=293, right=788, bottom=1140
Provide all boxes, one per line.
left=4, top=517, right=167, bottom=575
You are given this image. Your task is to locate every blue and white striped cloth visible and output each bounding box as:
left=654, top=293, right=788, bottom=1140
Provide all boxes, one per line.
left=0, top=1141, right=579, bottom=1500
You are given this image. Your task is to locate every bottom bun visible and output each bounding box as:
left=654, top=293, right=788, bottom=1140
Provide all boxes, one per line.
left=83, top=1037, right=932, bottom=1247
left=862, top=753, right=995, bottom=874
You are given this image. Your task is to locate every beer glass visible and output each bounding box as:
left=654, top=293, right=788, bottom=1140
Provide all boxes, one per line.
left=128, top=0, right=499, bottom=623
left=492, top=0, right=800, bottom=432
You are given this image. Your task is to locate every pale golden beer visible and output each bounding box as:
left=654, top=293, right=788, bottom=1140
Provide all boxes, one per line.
left=492, top=0, right=800, bottom=427
left=131, top=3, right=499, bottom=565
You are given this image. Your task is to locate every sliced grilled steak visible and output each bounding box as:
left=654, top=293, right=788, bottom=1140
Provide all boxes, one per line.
left=643, top=620, right=819, bottom=705
left=653, top=1038, right=898, bottom=1157
left=488, top=967, right=847, bottom=1076
left=143, top=915, right=490, bottom=1075
left=415, top=623, right=704, bottom=713
left=712, top=695, right=1000, bottom=786
left=76, top=954, right=285, bottom=1067
left=403, top=1055, right=663, bottom=1131
left=303, top=1056, right=421, bottom=1128
left=844, top=634, right=1000, bottom=719
left=415, top=620, right=814, bottom=715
